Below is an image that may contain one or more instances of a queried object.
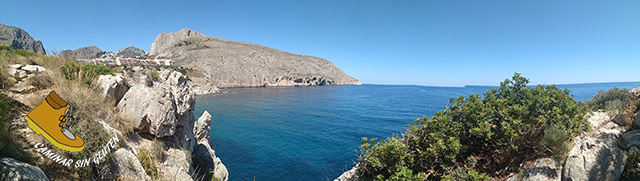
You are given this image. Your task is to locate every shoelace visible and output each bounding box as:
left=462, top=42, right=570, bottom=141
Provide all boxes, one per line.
left=58, top=107, right=73, bottom=130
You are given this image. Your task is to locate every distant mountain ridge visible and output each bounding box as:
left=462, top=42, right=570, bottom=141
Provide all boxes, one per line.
left=0, top=23, right=46, bottom=55
left=60, top=45, right=146, bottom=59
left=149, top=28, right=361, bottom=88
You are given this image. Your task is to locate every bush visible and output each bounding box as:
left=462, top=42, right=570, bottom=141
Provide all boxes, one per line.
left=138, top=148, right=159, bottom=179
left=27, top=73, right=53, bottom=90
left=584, top=87, right=629, bottom=112
left=15, top=49, right=38, bottom=57
left=60, top=61, right=115, bottom=84
left=357, top=73, right=589, bottom=179
left=0, top=45, right=11, bottom=51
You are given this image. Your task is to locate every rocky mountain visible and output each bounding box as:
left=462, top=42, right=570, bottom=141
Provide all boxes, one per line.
left=0, top=23, right=46, bottom=55
left=116, top=46, right=145, bottom=58
left=148, top=28, right=361, bottom=88
left=59, top=45, right=104, bottom=59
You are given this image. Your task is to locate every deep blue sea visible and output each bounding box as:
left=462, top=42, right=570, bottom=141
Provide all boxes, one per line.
left=193, top=82, right=640, bottom=181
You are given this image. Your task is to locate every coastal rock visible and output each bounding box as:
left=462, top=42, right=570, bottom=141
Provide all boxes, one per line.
left=587, top=111, right=612, bottom=129
left=623, top=129, right=640, bottom=148
left=116, top=46, right=146, bottom=58
left=110, top=148, right=152, bottom=181
left=192, top=111, right=228, bottom=181
left=193, top=142, right=228, bottom=181
left=523, top=158, right=560, bottom=181
left=0, top=23, right=46, bottom=55
left=334, top=165, right=358, bottom=181
left=148, top=28, right=360, bottom=88
left=97, top=73, right=129, bottom=104
left=563, top=135, right=625, bottom=181
left=0, top=157, right=49, bottom=181
left=117, top=69, right=196, bottom=149
left=194, top=111, right=213, bottom=146
left=21, top=65, right=46, bottom=73
left=59, top=45, right=103, bottom=59
left=159, top=148, right=192, bottom=181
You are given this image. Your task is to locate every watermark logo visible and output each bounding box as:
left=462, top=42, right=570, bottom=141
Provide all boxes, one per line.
left=25, top=91, right=120, bottom=168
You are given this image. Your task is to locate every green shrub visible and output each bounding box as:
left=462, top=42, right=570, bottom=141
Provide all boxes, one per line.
left=585, top=87, right=629, bottom=112
left=0, top=45, right=11, bottom=51
left=357, top=73, right=589, bottom=179
left=442, top=156, right=490, bottom=181
left=14, top=49, right=38, bottom=57
left=138, top=148, right=159, bottom=179
left=149, top=69, right=159, bottom=81
left=60, top=61, right=115, bottom=84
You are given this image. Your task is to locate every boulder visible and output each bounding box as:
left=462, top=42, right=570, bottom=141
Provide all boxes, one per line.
left=0, top=157, right=49, bottom=181
left=334, top=165, right=358, bottom=181
left=587, top=111, right=612, bottom=129
left=8, top=64, right=22, bottom=69
left=21, top=65, right=46, bottom=73
left=523, top=158, right=560, bottom=181
left=623, top=129, right=640, bottom=148
left=563, top=135, right=625, bottom=181
left=9, top=84, right=35, bottom=93
left=110, top=148, right=151, bottom=181
left=97, top=73, right=129, bottom=104
left=159, top=148, right=192, bottom=181
left=117, top=69, right=196, bottom=149
left=14, top=70, right=27, bottom=80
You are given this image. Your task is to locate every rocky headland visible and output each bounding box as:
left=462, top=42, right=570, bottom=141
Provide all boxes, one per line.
left=0, top=23, right=46, bottom=55
left=148, top=28, right=361, bottom=88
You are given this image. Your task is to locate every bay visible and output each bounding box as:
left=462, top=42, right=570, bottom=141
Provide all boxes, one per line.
left=194, top=82, right=640, bottom=180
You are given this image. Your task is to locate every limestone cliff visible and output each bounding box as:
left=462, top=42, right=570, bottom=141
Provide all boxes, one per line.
left=148, top=28, right=361, bottom=88
left=0, top=23, right=46, bottom=55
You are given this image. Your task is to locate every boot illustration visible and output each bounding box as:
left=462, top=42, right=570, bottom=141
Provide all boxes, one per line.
left=25, top=91, right=85, bottom=152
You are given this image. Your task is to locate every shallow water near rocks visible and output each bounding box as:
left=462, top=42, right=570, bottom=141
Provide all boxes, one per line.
left=194, top=82, right=640, bottom=180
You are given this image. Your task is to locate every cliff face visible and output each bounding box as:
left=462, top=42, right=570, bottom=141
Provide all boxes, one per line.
left=59, top=45, right=103, bottom=59
left=0, top=23, right=46, bottom=55
left=149, top=28, right=361, bottom=88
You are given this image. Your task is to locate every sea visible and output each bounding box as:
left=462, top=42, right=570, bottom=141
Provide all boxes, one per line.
left=193, top=82, right=640, bottom=181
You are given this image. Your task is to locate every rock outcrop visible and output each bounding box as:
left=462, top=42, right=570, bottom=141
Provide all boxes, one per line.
left=96, top=73, right=129, bottom=104
left=110, top=149, right=152, bottom=181
left=117, top=69, right=196, bottom=149
left=0, top=23, right=46, bottom=55
left=0, top=157, right=49, bottom=181
left=563, top=111, right=627, bottom=181
left=59, top=45, right=103, bottom=59
left=334, top=165, right=358, bottom=181
left=523, top=158, right=561, bottom=181
left=6, top=64, right=47, bottom=93
left=148, top=28, right=361, bottom=88
left=116, top=69, right=228, bottom=181
left=192, top=111, right=228, bottom=181
left=116, top=46, right=146, bottom=58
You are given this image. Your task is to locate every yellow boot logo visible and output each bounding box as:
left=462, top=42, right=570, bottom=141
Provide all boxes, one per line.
left=25, top=91, right=85, bottom=152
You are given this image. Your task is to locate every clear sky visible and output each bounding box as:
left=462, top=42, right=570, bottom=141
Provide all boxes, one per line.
left=1, top=0, right=639, bottom=86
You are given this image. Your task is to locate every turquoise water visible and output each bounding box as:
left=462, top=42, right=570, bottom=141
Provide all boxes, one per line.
left=193, top=82, right=640, bottom=180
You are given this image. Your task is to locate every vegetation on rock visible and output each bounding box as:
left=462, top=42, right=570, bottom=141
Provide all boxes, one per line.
left=357, top=73, right=590, bottom=180
left=584, top=87, right=629, bottom=112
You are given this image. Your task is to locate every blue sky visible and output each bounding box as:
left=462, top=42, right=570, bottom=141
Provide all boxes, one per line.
left=1, top=0, right=639, bottom=86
